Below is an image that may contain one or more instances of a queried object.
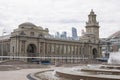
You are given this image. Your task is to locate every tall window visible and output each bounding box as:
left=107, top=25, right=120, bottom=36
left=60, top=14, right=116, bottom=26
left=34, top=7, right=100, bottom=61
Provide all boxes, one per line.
left=51, top=44, right=54, bottom=53
left=71, top=46, right=73, bottom=55
left=59, top=45, right=62, bottom=55
left=68, top=46, right=70, bottom=54
left=21, top=41, right=25, bottom=52
left=47, top=44, right=50, bottom=56
left=7, top=43, right=10, bottom=53
left=56, top=45, right=59, bottom=55
left=13, top=46, right=14, bottom=53
left=30, top=32, right=34, bottom=36
left=64, top=46, right=66, bottom=54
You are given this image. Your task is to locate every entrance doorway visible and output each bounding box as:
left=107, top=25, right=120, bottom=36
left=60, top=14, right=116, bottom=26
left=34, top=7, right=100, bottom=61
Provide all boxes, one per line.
left=92, top=48, right=97, bottom=58
left=27, top=44, right=37, bottom=62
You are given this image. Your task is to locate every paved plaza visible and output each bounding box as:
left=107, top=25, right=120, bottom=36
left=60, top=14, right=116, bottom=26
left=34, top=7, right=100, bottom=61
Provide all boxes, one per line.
left=0, top=60, right=53, bottom=80
left=0, top=68, right=46, bottom=80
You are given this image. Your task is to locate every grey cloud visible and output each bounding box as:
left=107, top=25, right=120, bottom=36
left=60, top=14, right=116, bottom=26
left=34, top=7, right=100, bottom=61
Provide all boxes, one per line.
left=41, top=19, right=85, bottom=24
left=0, top=0, right=120, bottom=37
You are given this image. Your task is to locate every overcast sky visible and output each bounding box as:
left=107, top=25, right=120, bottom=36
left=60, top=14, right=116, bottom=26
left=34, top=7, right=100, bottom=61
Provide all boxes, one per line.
left=0, top=0, right=120, bottom=38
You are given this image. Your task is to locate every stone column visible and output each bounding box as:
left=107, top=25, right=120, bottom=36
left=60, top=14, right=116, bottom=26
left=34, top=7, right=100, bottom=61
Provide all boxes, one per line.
left=65, top=45, right=68, bottom=63
left=54, top=43, right=56, bottom=57
left=38, top=42, right=40, bottom=57
left=43, top=42, right=46, bottom=57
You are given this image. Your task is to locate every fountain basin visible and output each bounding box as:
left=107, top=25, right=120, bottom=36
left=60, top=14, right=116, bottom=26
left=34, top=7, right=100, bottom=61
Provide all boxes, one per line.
left=56, top=69, right=120, bottom=80
left=55, top=64, right=120, bottom=80
left=81, top=68, right=120, bottom=75
left=33, top=64, right=120, bottom=80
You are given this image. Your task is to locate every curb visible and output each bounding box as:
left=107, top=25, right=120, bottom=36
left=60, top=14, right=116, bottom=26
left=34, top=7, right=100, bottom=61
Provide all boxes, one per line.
left=27, top=73, right=41, bottom=80
left=27, top=69, right=53, bottom=80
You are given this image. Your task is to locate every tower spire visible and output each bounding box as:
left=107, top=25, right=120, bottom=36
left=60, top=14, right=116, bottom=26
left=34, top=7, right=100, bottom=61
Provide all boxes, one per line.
left=91, top=9, right=93, bottom=12
left=86, top=9, right=99, bottom=26
left=90, top=9, right=94, bottom=14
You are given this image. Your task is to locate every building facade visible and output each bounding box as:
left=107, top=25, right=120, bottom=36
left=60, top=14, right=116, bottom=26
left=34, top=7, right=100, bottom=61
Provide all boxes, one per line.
left=100, top=30, right=120, bottom=58
left=0, top=10, right=102, bottom=63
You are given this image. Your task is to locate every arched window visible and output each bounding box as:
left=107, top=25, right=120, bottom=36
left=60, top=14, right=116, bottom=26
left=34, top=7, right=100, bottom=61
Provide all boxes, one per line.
left=39, top=34, right=43, bottom=37
left=20, top=31, right=26, bottom=35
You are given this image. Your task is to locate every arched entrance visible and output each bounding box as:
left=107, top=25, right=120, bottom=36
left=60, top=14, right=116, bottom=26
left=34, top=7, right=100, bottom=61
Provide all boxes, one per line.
left=27, top=44, right=37, bottom=62
left=92, top=48, right=97, bottom=58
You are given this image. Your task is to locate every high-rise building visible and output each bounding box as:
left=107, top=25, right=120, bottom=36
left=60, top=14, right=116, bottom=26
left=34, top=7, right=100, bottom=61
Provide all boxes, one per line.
left=55, top=32, right=60, bottom=38
left=61, top=31, right=67, bottom=38
left=72, top=27, right=77, bottom=39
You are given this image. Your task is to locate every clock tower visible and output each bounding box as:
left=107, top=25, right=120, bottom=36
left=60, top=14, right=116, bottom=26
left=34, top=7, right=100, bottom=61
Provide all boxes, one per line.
left=86, top=9, right=100, bottom=43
